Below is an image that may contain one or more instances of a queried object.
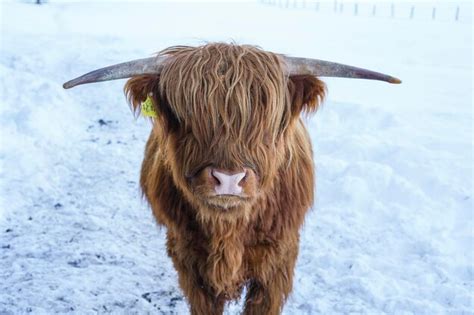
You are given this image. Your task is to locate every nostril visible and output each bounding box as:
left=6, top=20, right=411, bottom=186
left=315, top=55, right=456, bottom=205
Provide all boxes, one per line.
left=211, top=170, right=221, bottom=185
left=238, top=171, right=247, bottom=186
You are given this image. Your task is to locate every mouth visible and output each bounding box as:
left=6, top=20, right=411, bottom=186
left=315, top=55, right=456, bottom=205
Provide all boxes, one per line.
left=204, top=194, right=250, bottom=210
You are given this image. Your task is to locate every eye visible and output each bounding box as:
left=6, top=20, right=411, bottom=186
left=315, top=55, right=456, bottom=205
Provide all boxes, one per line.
left=158, top=97, right=181, bottom=133
left=261, top=133, right=270, bottom=145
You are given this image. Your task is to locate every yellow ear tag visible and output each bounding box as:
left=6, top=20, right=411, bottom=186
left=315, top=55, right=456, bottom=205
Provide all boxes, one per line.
left=141, top=95, right=157, bottom=118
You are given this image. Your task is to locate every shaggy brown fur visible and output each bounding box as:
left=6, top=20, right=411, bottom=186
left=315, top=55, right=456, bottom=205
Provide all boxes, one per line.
left=124, top=43, right=325, bottom=315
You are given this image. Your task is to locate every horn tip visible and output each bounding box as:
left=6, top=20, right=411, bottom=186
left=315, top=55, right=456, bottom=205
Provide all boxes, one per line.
left=389, top=77, right=402, bottom=84
left=63, top=81, right=75, bottom=89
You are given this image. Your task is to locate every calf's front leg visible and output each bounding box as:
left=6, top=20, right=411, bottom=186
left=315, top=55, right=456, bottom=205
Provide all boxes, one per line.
left=243, top=252, right=297, bottom=315
left=166, top=233, right=226, bottom=315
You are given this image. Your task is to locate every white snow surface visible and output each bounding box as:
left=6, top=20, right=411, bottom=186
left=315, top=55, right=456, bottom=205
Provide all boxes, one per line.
left=0, top=1, right=472, bottom=314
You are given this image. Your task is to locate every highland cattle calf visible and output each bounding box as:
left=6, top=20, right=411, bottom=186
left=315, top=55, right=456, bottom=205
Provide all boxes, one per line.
left=64, top=43, right=400, bottom=315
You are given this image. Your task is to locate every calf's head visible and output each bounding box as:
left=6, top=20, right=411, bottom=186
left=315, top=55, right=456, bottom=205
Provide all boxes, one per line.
left=63, top=43, right=400, bottom=217
left=124, top=44, right=325, bottom=213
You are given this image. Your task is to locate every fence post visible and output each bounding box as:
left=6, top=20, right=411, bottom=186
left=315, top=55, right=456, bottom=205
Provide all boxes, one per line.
left=391, top=3, right=394, bottom=18
left=334, top=0, right=338, bottom=13
left=410, top=6, right=414, bottom=19
left=455, top=6, right=460, bottom=21
left=354, top=3, right=358, bottom=16
left=372, top=4, right=376, bottom=16
left=315, top=1, right=320, bottom=11
left=339, top=2, right=343, bottom=13
left=432, top=7, right=436, bottom=20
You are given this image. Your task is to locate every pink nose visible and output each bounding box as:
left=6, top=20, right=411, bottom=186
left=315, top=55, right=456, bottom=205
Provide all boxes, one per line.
left=211, top=169, right=247, bottom=196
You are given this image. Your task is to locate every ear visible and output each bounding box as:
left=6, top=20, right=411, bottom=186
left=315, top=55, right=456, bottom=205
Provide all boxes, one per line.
left=288, top=75, right=326, bottom=116
left=124, top=75, right=180, bottom=132
left=124, top=74, right=161, bottom=117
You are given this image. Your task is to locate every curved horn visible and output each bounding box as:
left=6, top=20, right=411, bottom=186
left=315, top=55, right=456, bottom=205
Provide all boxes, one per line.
left=63, top=55, right=168, bottom=89
left=284, top=56, right=401, bottom=84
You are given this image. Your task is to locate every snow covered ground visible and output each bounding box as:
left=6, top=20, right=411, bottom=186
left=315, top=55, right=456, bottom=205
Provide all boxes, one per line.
left=0, top=1, right=472, bottom=314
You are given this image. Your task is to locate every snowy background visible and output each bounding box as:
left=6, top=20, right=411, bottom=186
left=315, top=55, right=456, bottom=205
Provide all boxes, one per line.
left=0, top=0, right=472, bottom=314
